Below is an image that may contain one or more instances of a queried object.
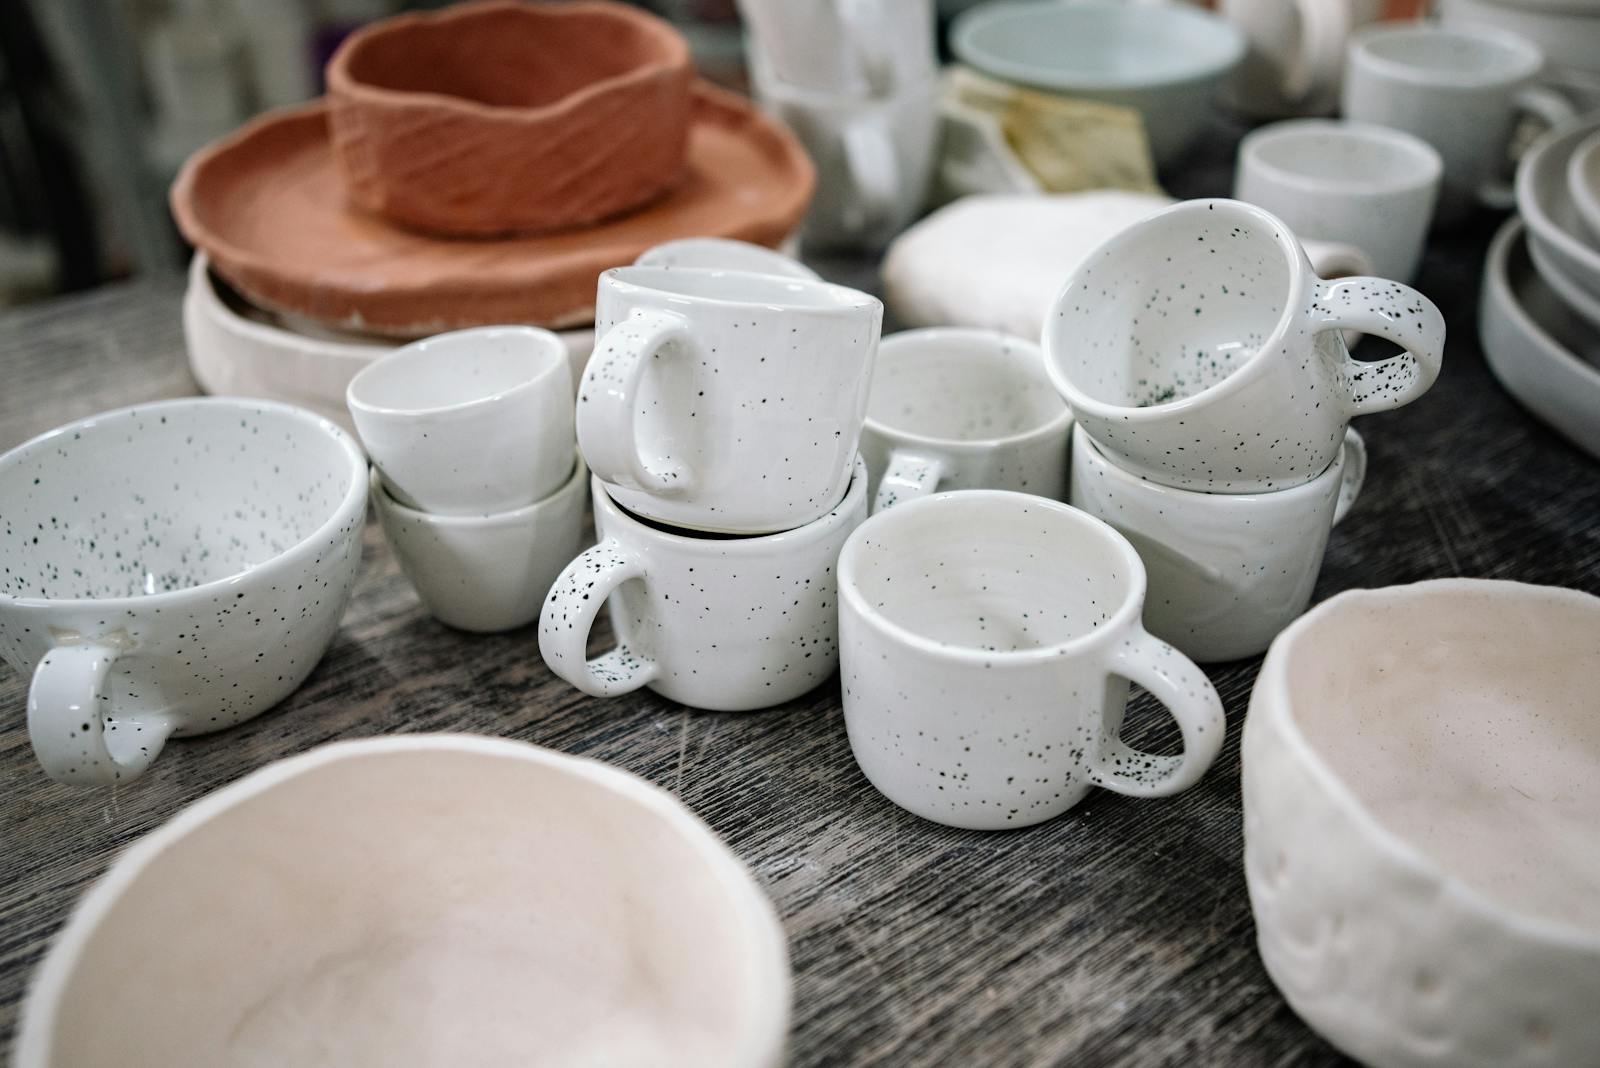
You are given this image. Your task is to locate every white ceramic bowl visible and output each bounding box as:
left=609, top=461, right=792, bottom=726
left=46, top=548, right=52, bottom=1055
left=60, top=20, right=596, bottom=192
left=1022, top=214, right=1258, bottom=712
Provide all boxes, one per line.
left=16, top=734, right=792, bottom=1067
left=1438, top=0, right=1600, bottom=76
left=1244, top=579, right=1600, bottom=1068
left=1516, top=116, right=1600, bottom=331
left=1480, top=215, right=1600, bottom=459
left=950, top=0, right=1245, bottom=167
left=1567, top=129, right=1600, bottom=240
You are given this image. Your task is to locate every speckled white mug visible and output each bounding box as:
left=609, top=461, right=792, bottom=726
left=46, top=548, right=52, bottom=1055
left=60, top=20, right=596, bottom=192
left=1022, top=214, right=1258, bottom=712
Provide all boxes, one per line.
left=863, top=328, right=1072, bottom=512
left=839, top=491, right=1225, bottom=830
left=0, top=398, right=367, bottom=786
left=539, top=455, right=869, bottom=712
left=1044, top=198, right=1443, bottom=492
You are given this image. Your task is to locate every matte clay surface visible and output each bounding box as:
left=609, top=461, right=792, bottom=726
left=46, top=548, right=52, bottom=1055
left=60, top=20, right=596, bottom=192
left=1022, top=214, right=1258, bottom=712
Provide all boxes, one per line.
left=171, top=86, right=813, bottom=337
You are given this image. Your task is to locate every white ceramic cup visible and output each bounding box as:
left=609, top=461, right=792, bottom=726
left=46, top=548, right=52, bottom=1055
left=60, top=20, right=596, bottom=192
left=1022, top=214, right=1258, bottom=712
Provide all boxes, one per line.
left=15, top=734, right=791, bottom=1068
left=1070, top=424, right=1366, bottom=663
left=633, top=237, right=819, bottom=280
left=1234, top=119, right=1444, bottom=283
left=1342, top=22, right=1576, bottom=224
left=838, top=490, right=1225, bottom=831
left=578, top=267, right=882, bottom=535
left=539, top=455, right=869, bottom=712
left=1043, top=198, right=1443, bottom=492
left=1221, top=0, right=1383, bottom=118
left=373, top=455, right=588, bottom=634
left=863, top=328, right=1072, bottom=511
left=345, top=325, right=574, bottom=516
left=0, top=398, right=367, bottom=786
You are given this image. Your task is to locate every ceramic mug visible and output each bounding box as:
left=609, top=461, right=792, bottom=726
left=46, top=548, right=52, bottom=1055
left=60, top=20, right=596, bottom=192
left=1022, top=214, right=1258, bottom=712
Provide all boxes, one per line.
left=539, top=455, right=869, bottom=712
left=0, top=398, right=367, bottom=785
left=346, top=326, right=575, bottom=516
left=1235, top=119, right=1443, bottom=283
left=1043, top=198, right=1443, bottom=492
left=372, top=455, right=588, bottom=634
left=1342, top=23, right=1575, bottom=224
left=577, top=267, right=882, bottom=535
left=838, top=490, right=1225, bottom=831
left=1071, top=424, right=1366, bottom=663
left=1221, top=0, right=1384, bottom=118
left=863, top=328, right=1072, bottom=511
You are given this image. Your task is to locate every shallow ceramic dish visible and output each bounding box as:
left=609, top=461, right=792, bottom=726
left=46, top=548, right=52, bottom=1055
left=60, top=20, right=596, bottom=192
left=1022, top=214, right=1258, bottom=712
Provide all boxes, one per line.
left=171, top=86, right=813, bottom=337
left=328, top=0, right=691, bottom=237
left=950, top=0, right=1245, bottom=166
left=1244, top=579, right=1600, bottom=1068
left=15, top=734, right=791, bottom=1066
left=1480, top=215, right=1600, bottom=459
left=1516, top=115, right=1600, bottom=331
left=1567, top=129, right=1600, bottom=240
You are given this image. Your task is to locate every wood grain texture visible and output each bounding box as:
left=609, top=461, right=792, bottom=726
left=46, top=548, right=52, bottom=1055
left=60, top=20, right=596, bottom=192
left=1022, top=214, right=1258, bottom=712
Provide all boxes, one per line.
left=2, top=127, right=1598, bottom=1065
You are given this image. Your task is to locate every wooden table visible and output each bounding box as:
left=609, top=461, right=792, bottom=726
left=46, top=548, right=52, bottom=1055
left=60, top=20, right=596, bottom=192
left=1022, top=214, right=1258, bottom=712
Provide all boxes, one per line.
left=3, top=195, right=1598, bottom=1065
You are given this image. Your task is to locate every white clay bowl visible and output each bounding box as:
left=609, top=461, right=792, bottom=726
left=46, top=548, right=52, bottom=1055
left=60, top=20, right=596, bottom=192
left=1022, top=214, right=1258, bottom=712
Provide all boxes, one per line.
left=1517, top=115, right=1600, bottom=331
left=1567, top=129, right=1600, bottom=241
left=15, top=734, right=792, bottom=1068
left=1243, top=579, right=1600, bottom=1068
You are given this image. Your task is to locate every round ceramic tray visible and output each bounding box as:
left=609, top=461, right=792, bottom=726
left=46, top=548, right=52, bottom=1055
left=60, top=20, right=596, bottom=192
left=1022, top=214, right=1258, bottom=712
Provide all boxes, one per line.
left=171, top=83, right=814, bottom=337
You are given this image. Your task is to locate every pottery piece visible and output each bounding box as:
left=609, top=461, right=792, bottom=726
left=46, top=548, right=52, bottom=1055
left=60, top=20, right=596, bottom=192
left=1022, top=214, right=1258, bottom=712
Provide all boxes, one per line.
left=578, top=267, right=881, bottom=535
left=838, top=490, right=1224, bottom=831
left=633, top=237, right=818, bottom=279
left=170, top=86, right=814, bottom=337
left=1342, top=23, right=1575, bottom=224
left=1568, top=130, right=1600, bottom=240
left=1243, top=579, right=1600, bottom=1068
left=863, top=328, right=1072, bottom=511
left=950, top=0, right=1245, bottom=167
left=1220, top=0, right=1384, bottom=118
left=346, top=326, right=574, bottom=516
left=1071, top=425, right=1365, bottom=663
left=734, top=0, right=871, bottom=95
left=1438, top=0, right=1600, bottom=80
left=1518, top=115, right=1600, bottom=332
left=373, top=457, right=587, bottom=634
left=14, top=734, right=792, bottom=1067
left=1234, top=119, right=1443, bottom=283
left=538, top=456, right=868, bottom=712
left=1042, top=198, right=1444, bottom=492
left=1480, top=215, right=1600, bottom=460
left=0, top=398, right=366, bottom=786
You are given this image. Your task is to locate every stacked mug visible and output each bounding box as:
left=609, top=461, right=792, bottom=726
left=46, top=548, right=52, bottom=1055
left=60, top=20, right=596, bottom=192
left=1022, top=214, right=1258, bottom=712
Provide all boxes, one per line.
left=538, top=266, right=884, bottom=712
left=1046, top=197, right=1446, bottom=663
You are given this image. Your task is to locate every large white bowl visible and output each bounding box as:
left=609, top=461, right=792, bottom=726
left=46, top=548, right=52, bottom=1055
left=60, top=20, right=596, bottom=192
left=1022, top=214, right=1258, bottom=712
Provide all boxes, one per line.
left=16, top=734, right=792, bottom=1067
left=1244, top=579, right=1600, bottom=1068
left=1480, top=215, right=1600, bottom=459
left=1438, top=0, right=1600, bottom=76
left=1517, top=116, right=1600, bottom=331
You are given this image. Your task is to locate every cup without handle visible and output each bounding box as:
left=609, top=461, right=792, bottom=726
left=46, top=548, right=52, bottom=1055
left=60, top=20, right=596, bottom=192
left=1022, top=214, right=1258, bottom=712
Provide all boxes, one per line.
left=1310, top=276, right=1445, bottom=416
left=873, top=450, right=945, bottom=513
left=537, top=539, right=660, bottom=698
left=575, top=308, right=694, bottom=496
left=28, top=642, right=177, bottom=785
left=1479, top=85, right=1576, bottom=210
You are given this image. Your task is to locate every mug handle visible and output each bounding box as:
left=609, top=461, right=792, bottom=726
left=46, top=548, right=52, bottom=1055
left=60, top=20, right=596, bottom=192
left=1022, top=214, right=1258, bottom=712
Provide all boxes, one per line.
left=1479, top=85, right=1576, bottom=210
left=1333, top=428, right=1367, bottom=526
left=1282, top=0, right=1350, bottom=103
left=575, top=308, right=694, bottom=495
left=28, top=643, right=176, bottom=785
left=1087, top=627, right=1225, bottom=798
left=1311, top=276, right=1446, bottom=417
left=873, top=450, right=946, bottom=513
left=537, top=539, right=660, bottom=698
left=841, top=117, right=901, bottom=233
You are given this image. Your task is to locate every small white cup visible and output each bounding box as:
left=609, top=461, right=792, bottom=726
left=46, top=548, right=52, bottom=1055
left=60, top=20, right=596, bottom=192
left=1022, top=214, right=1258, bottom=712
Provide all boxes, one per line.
left=372, top=455, right=588, bottom=634
left=346, top=326, right=575, bottom=516
left=838, top=490, right=1225, bottom=830
left=539, top=455, right=869, bottom=712
left=1070, top=424, right=1366, bottom=663
left=862, top=328, right=1072, bottom=512
left=1235, top=119, right=1443, bottom=283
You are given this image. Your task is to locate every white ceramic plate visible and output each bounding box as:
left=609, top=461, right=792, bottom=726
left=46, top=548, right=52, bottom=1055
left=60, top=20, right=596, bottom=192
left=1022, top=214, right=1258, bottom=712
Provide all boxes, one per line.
left=1516, top=116, right=1600, bottom=331
left=1567, top=129, right=1600, bottom=241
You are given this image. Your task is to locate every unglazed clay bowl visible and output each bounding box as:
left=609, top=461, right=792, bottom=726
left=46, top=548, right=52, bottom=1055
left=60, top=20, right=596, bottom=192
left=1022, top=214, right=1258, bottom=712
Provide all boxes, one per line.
left=327, top=0, right=691, bottom=236
left=15, top=734, right=791, bottom=1066
left=1243, top=579, right=1600, bottom=1068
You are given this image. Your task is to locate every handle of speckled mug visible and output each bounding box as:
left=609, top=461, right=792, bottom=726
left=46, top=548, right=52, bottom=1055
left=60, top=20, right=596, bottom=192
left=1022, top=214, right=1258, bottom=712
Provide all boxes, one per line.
left=28, top=643, right=175, bottom=785
left=537, top=539, right=660, bottom=698
left=873, top=450, right=945, bottom=513
left=575, top=308, right=693, bottom=496
left=1087, top=627, right=1225, bottom=798
left=1332, top=428, right=1366, bottom=526
left=1311, top=276, right=1445, bottom=417
left=1479, top=85, right=1576, bottom=210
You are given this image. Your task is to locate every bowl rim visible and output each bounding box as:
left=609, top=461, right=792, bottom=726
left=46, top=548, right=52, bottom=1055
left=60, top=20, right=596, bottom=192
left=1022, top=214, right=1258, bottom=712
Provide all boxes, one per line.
left=12, top=733, right=793, bottom=1068
left=1517, top=114, right=1600, bottom=281
left=1483, top=216, right=1600, bottom=391
left=1255, top=578, right=1600, bottom=952
left=188, top=252, right=391, bottom=363
left=1565, top=129, right=1600, bottom=236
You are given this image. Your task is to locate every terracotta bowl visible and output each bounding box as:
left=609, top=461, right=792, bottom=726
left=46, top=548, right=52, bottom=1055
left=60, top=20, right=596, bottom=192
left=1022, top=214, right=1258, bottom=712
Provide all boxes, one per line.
left=327, top=0, right=692, bottom=237
left=1243, top=579, right=1600, bottom=1068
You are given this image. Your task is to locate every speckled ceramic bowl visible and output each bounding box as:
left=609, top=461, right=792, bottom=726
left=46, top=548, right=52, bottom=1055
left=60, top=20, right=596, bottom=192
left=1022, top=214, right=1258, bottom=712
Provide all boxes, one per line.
left=1244, top=579, right=1600, bottom=1068
left=0, top=398, right=367, bottom=786
left=15, top=734, right=792, bottom=1067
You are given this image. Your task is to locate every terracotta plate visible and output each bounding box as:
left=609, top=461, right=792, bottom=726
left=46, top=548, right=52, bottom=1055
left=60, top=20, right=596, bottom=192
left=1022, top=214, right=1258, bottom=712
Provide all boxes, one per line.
left=171, top=83, right=815, bottom=337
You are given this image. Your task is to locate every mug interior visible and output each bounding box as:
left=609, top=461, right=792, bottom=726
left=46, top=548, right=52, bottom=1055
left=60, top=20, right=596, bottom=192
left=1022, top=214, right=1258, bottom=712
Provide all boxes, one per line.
left=0, top=402, right=356, bottom=602
left=607, top=265, right=877, bottom=312
left=868, top=332, right=1067, bottom=443
left=348, top=326, right=563, bottom=413
left=844, top=493, right=1133, bottom=654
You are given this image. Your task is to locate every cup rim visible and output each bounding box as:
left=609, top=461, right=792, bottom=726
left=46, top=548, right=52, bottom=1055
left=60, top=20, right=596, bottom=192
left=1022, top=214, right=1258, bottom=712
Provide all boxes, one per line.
left=1072, top=423, right=1354, bottom=504
left=372, top=452, right=587, bottom=529
left=0, top=397, right=367, bottom=610
left=632, top=237, right=819, bottom=281
left=602, top=266, right=881, bottom=316
left=838, top=489, right=1147, bottom=664
left=345, top=325, right=569, bottom=420
left=1239, top=118, right=1444, bottom=197
left=1349, top=22, right=1546, bottom=88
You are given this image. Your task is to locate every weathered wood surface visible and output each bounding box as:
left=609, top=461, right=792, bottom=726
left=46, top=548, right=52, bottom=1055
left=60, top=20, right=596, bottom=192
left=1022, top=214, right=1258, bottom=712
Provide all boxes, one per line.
left=2, top=187, right=1598, bottom=1066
